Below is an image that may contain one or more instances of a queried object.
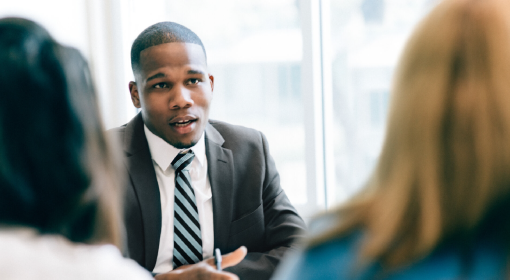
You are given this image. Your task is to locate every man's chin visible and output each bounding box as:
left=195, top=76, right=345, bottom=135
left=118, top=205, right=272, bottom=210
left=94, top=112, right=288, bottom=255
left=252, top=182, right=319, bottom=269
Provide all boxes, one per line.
left=164, top=127, right=205, bottom=149
left=168, top=140, right=198, bottom=149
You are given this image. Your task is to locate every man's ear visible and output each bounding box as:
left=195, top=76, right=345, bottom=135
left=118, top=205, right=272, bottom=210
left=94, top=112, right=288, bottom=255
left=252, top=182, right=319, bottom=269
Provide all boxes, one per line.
left=129, top=81, right=141, bottom=108
left=209, top=74, right=214, bottom=92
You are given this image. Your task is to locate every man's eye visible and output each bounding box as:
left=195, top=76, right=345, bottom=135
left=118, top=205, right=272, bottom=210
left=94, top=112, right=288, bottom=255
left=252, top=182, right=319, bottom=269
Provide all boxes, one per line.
left=154, top=82, right=168, bottom=89
left=187, top=78, right=200, bottom=85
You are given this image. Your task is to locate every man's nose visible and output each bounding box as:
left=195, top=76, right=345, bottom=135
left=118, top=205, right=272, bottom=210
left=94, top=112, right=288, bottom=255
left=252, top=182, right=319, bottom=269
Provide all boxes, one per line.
left=169, top=85, right=194, bottom=109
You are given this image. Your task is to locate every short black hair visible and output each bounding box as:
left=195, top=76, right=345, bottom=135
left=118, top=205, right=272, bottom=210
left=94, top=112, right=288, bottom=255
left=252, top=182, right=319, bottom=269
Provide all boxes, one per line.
left=130, top=21, right=206, bottom=74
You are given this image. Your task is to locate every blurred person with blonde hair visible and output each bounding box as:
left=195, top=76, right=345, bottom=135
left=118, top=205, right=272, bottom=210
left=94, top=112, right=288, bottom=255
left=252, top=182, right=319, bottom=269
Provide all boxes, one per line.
left=0, top=17, right=245, bottom=280
left=273, top=0, right=510, bottom=278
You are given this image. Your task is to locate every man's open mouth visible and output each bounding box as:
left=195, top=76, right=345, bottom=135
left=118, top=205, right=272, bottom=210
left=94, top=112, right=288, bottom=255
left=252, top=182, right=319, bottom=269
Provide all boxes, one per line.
left=170, top=118, right=197, bottom=127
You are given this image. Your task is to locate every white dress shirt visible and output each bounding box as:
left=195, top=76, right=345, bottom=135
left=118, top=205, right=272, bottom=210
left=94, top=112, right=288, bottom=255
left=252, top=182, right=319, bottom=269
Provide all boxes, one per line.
left=144, top=125, right=214, bottom=274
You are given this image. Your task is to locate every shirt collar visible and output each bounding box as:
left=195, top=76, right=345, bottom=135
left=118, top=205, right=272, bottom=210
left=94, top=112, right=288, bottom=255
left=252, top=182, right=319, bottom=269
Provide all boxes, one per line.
left=144, top=125, right=206, bottom=171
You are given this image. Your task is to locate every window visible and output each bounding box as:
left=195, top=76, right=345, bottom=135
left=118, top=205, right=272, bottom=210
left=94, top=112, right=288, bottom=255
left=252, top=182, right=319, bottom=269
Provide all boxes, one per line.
left=1, top=0, right=439, bottom=220
left=326, top=0, right=437, bottom=206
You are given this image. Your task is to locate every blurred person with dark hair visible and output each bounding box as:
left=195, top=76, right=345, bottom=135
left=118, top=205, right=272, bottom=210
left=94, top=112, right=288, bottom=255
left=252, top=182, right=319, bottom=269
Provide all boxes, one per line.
left=0, top=17, right=246, bottom=280
left=0, top=17, right=149, bottom=279
left=273, top=0, right=510, bottom=278
left=109, top=21, right=306, bottom=280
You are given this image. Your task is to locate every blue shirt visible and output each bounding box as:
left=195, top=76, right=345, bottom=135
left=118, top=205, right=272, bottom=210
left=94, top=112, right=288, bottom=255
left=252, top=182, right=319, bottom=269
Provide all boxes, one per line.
left=273, top=232, right=507, bottom=280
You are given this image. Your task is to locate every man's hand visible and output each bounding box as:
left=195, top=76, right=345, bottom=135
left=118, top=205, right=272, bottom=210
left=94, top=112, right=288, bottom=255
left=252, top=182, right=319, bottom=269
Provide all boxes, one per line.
left=154, top=246, right=247, bottom=280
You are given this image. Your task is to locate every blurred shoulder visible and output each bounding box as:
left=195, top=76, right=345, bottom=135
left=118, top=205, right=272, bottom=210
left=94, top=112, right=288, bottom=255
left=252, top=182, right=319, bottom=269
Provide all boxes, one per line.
left=274, top=227, right=508, bottom=280
left=0, top=228, right=152, bottom=280
left=81, top=244, right=153, bottom=280
left=272, top=230, right=365, bottom=280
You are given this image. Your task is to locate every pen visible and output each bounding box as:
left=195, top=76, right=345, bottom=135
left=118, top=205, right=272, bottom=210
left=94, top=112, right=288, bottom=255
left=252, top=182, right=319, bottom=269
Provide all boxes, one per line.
left=214, top=248, right=222, bottom=271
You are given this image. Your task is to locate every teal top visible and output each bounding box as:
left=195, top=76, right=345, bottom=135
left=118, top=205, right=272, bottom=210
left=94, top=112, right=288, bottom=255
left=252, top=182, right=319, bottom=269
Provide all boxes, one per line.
left=273, top=231, right=507, bottom=280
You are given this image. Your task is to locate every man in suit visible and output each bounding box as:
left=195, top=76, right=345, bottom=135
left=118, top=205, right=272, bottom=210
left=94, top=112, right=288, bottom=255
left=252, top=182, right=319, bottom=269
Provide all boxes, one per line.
left=109, top=22, right=306, bottom=280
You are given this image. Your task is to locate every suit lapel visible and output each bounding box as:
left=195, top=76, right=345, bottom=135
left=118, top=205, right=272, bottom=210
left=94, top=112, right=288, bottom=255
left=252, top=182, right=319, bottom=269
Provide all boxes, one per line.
left=205, top=123, right=235, bottom=250
left=123, top=113, right=161, bottom=270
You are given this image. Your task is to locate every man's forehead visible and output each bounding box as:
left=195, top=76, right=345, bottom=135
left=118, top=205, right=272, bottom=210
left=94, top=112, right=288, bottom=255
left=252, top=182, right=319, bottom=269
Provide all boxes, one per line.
left=139, top=42, right=206, bottom=65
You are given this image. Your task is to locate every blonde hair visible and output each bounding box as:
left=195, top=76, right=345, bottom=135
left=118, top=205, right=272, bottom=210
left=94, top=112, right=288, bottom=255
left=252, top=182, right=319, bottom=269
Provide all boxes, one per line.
left=312, top=0, right=510, bottom=272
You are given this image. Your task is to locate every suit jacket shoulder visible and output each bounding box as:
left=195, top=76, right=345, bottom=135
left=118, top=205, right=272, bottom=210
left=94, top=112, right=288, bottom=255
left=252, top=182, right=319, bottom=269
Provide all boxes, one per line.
left=207, top=120, right=269, bottom=160
left=208, top=119, right=261, bottom=141
left=206, top=119, right=284, bottom=206
left=108, top=124, right=127, bottom=150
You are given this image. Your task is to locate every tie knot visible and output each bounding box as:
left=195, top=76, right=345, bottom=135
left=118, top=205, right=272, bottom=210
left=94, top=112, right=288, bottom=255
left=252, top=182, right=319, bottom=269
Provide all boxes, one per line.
left=171, top=150, right=195, bottom=173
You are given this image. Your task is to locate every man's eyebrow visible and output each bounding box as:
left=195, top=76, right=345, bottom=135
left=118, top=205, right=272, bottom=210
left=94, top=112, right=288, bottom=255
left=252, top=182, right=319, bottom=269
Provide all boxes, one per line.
left=187, top=69, right=206, bottom=75
left=146, top=73, right=166, bottom=83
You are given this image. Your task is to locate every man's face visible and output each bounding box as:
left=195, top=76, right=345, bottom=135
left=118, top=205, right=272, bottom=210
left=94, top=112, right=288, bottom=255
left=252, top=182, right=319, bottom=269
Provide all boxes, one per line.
left=129, top=43, right=213, bottom=149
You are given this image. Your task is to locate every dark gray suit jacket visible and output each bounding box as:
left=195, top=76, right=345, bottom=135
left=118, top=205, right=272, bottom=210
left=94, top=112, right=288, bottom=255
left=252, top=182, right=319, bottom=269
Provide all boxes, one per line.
left=109, top=113, right=306, bottom=280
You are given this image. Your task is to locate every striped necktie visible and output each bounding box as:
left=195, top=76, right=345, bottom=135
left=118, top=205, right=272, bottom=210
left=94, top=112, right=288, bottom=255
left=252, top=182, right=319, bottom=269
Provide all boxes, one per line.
left=171, top=150, right=203, bottom=268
